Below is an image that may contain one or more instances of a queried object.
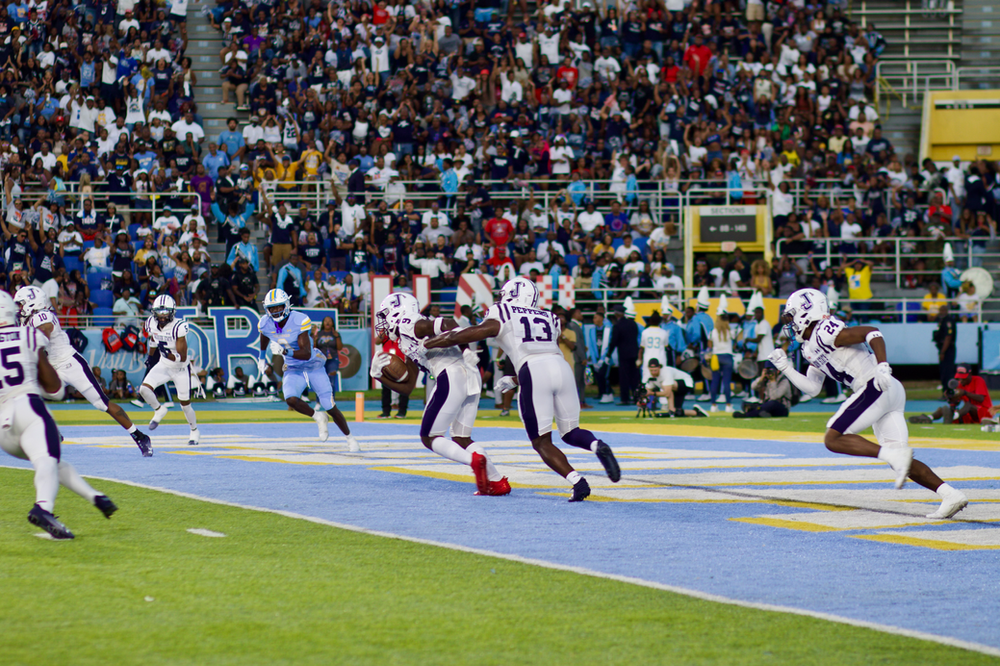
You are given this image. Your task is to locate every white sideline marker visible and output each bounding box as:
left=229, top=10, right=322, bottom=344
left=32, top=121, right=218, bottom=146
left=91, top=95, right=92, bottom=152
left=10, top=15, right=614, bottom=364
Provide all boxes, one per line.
left=187, top=528, right=227, bottom=538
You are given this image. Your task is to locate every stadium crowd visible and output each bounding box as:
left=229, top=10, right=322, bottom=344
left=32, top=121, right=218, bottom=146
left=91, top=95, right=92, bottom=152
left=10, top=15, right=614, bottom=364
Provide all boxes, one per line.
left=0, top=0, right=998, bottom=327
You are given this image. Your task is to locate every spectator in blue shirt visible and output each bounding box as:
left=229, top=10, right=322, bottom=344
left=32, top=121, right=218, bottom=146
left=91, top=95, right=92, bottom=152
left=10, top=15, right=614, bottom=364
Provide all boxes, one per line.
left=276, top=252, right=307, bottom=305
left=202, top=142, right=230, bottom=180
left=217, top=118, right=246, bottom=164
left=226, top=228, right=259, bottom=272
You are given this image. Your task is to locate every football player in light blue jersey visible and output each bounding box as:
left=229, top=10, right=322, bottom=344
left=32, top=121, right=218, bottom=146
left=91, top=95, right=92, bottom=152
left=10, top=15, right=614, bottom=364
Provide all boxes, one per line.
left=258, top=289, right=359, bottom=451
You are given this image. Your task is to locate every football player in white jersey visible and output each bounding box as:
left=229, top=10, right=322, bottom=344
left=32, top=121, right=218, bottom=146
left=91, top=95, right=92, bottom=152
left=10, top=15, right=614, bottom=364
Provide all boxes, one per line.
left=637, top=310, right=668, bottom=384
left=14, top=286, right=153, bottom=457
left=140, top=295, right=200, bottom=446
left=768, top=288, right=968, bottom=519
left=0, top=291, right=117, bottom=539
left=258, top=289, right=359, bottom=451
left=426, top=277, right=622, bottom=502
left=371, top=292, right=508, bottom=495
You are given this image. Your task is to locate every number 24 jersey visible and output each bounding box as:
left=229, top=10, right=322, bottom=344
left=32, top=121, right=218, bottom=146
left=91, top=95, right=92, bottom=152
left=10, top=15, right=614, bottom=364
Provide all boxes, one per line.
left=485, top=303, right=561, bottom=372
left=801, top=316, right=877, bottom=394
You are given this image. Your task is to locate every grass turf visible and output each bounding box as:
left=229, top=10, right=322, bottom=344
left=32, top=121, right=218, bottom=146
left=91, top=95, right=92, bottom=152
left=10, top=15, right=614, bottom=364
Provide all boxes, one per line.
left=0, top=467, right=995, bottom=666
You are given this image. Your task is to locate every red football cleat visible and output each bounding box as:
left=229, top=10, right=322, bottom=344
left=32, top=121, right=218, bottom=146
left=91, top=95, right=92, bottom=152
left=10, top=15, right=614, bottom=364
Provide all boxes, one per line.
left=470, top=452, right=490, bottom=495
left=488, top=477, right=512, bottom=496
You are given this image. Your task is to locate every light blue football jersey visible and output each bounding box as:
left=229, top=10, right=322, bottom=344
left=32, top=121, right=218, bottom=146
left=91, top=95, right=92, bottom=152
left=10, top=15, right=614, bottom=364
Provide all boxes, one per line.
left=258, top=310, right=324, bottom=369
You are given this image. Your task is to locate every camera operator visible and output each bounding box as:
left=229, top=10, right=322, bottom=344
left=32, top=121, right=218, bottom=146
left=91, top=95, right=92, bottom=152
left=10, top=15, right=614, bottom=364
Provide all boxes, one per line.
left=645, top=359, right=708, bottom=417
left=734, top=363, right=792, bottom=419
left=909, top=365, right=993, bottom=424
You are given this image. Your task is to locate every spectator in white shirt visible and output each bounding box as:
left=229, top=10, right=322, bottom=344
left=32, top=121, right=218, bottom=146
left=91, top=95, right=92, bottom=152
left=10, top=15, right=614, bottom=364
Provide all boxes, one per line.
left=171, top=111, right=205, bottom=143
left=576, top=201, right=604, bottom=233
left=536, top=230, right=566, bottom=264
left=518, top=250, right=545, bottom=276
left=242, top=115, right=264, bottom=145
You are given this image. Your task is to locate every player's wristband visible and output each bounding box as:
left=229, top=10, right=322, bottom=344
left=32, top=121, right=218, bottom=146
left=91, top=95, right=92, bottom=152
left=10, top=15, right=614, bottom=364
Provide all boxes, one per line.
left=433, top=317, right=445, bottom=335
left=865, top=330, right=884, bottom=346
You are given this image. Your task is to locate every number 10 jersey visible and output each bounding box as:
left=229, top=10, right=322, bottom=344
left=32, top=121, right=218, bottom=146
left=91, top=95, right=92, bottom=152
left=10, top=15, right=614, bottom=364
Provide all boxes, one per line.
left=485, top=302, right=562, bottom=373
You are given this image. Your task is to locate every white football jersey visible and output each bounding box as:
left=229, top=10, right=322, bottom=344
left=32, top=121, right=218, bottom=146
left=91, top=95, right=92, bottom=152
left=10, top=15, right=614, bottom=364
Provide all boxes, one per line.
left=640, top=327, right=668, bottom=365
left=801, top=316, right=876, bottom=393
left=26, top=310, right=75, bottom=365
left=145, top=316, right=189, bottom=368
left=484, top=302, right=562, bottom=373
left=396, top=315, right=464, bottom=377
left=0, top=326, right=46, bottom=401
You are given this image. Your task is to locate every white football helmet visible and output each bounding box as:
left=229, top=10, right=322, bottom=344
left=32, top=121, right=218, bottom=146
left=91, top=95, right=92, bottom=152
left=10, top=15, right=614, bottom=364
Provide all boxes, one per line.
left=14, top=285, right=49, bottom=323
left=375, top=293, right=419, bottom=341
left=0, top=291, right=17, bottom=328
left=783, top=288, right=830, bottom=342
left=499, top=277, right=539, bottom=308
left=151, top=294, right=177, bottom=326
left=263, top=289, right=291, bottom=321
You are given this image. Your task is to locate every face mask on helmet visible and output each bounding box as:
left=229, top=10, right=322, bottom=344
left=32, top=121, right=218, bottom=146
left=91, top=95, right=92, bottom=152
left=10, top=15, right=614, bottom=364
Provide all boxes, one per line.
left=154, top=306, right=174, bottom=326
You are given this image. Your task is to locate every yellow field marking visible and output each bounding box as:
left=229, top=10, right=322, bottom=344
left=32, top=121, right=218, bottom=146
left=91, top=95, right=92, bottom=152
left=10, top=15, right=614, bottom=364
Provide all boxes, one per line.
left=166, top=451, right=220, bottom=456
left=851, top=534, right=1000, bottom=551
left=216, top=455, right=331, bottom=465
left=730, top=516, right=839, bottom=532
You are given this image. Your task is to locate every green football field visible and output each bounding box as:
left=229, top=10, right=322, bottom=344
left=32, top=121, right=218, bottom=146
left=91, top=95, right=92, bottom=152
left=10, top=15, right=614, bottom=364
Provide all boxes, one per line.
left=0, top=466, right=996, bottom=666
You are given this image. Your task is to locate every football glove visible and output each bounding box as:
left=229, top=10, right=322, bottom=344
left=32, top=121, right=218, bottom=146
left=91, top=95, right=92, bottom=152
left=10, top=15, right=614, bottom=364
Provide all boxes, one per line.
left=495, top=375, right=517, bottom=394
left=268, top=341, right=285, bottom=356
left=462, top=348, right=479, bottom=369
left=767, top=349, right=790, bottom=373
left=257, top=358, right=268, bottom=377
left=875, top=362, right=893, bottom=392
left=369, top=352, right=392, bottom=380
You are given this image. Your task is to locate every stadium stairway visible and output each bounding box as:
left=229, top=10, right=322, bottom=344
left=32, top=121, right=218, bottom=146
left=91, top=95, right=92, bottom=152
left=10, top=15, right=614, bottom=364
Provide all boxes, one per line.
left=958, top=0, right=1000, bottom=80
left=187, top=3, right=249, bottom=138
left=853, top=0, right=964, bottom=158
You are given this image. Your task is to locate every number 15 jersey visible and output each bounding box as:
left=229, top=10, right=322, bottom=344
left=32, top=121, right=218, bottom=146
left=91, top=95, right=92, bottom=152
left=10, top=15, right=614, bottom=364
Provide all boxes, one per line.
left=485, top=302, right=561, bottom=373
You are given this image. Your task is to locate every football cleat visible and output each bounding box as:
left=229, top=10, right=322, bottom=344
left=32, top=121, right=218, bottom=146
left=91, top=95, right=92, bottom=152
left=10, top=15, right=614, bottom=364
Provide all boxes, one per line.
left=880, top=446, right=913, bottom=489
left=188, top=428, right=200, bottom=446
left=148, top=405, right=169, bottom=430
left=28, top=504, right=74, bottom=539
left=595, top=441, right=621, bottom=483
left=476, top=477, right=512, bottom=496
left=94, top=495, right=118, bottom=519
left=132, top=430, right=153, bottom=457
left=692, top=404, right=709, bottom=417
left=346, top=435, right=360, bottom=453
left=313, top=410, right=329, bottom=441
left=470, top=452, right=490, bottom=495
left=569, top=477, right=591, bottom=502
left=376, top=413, right=391, bottom=419
left=927, top=491, right=969, bottom=520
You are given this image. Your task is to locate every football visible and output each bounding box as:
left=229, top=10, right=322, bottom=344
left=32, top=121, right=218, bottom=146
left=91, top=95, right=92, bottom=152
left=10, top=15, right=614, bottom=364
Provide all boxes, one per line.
left=381, top=353, right=409, bottom=383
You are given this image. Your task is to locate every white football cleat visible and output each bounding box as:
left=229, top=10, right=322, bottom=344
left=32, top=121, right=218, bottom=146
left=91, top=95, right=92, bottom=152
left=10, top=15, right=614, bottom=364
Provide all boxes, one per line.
left=188, top=428, right=200, bottom=446
left=347, top=435, right=360, bottom=453
left=715, top=395, right=727, bottom=404
left=697, top=394, right=712, bottom=402
left=879, top=447, right=913, bottom=489
left=927, top=489, right=969, bottom=520
left=313, top=410, right=329, bottom=441
left=148, top=405, right=169, bottom=430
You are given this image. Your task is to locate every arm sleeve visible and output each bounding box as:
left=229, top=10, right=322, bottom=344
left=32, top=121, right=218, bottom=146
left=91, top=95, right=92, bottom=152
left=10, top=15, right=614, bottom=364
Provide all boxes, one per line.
left=781, top=364, right=825, bottom=398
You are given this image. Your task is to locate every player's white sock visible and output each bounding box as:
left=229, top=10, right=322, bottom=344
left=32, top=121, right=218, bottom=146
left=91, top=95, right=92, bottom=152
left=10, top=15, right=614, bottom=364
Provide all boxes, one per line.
left=140, top=385, right=161, bottom=410
left=467, top=443, right=502, bottom=482
left=58, top=461, right=99, bottom=503
left=430, top=437, right=473, bottom=465
left=33, top=456, right=59, bottom=512
left=181, top=403, right=198, bottom=429
left=566, top=470, right=583, bottom=486
left=936, top=483, right=959, bottom=498
left=127, top=425, right=137, bottom=434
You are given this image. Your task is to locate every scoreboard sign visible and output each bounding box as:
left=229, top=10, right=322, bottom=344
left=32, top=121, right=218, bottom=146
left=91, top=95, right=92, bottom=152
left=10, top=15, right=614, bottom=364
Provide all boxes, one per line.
left=698, top=206, right=758, bottom=243
left=684, top=204, right=772, bottom=292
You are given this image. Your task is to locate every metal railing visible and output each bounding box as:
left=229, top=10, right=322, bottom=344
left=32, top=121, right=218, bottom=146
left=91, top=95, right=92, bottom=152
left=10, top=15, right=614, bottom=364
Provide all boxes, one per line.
left=875, top=59, right=955, bottom=110
left=775, top=236, right=1000, bottom=288
left=953, top=67, right=1000, bottom=90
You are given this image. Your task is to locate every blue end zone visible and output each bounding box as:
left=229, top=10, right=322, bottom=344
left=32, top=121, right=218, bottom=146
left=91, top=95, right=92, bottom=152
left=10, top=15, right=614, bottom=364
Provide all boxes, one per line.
left=13, top=421, right=999, bottom=650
